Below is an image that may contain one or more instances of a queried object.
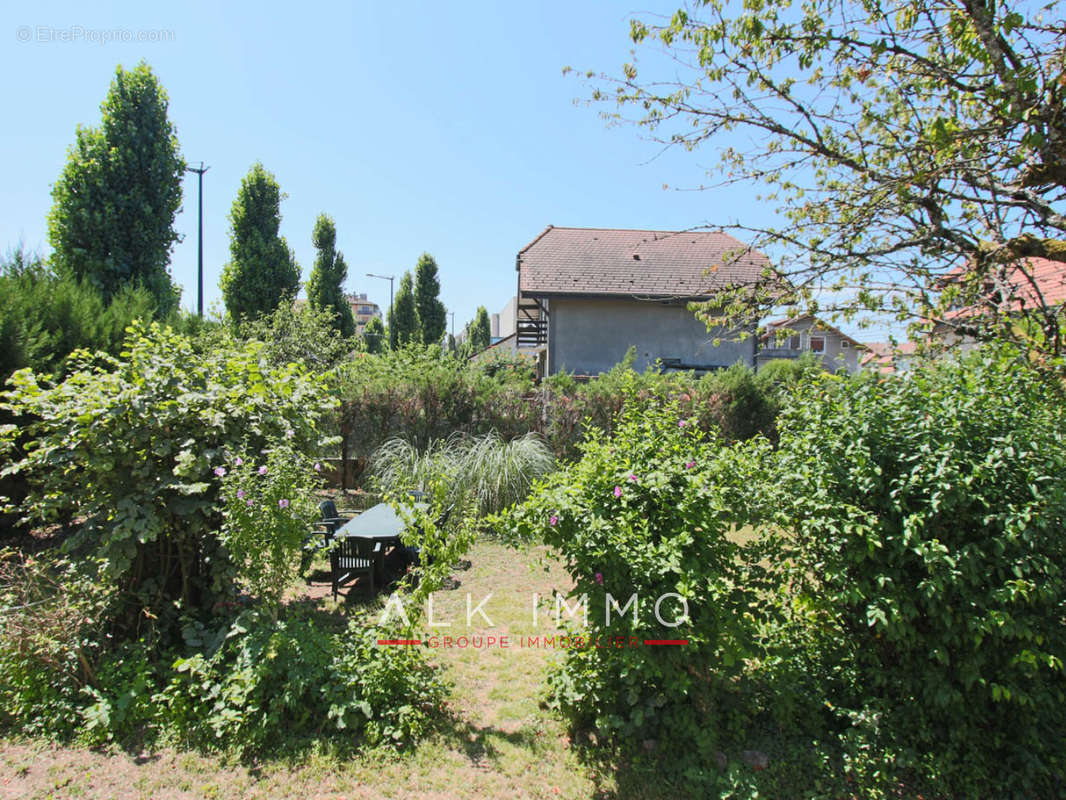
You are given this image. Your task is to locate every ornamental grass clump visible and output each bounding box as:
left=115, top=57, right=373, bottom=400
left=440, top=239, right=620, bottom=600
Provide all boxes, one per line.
left=369, top=431, right=555, bottom=518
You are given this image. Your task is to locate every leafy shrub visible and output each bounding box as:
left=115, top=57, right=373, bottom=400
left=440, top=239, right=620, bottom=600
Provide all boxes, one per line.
left=0, top=251, right=159, bottom=536
left=765, top=349, right=1066, bottom=797
left=1, top=322, right=336, bottom=638
left=218, top=443, right=322, bottom=609
left=697, top=361, right=778, bottom=442
left=0, top=248, right=158, bottom=383
left=235, top=299, right=355, bottom=371
left=0, top=550, right=116, bottom=738
left=504, top=402, right=771, bottom=775
left=540, top=353, right=779, bottom=459
left=163, top=609, right=447, bottom=754
left=336, top=346, right=539, bottom=463
left=335, top=344, right=783, bottom=472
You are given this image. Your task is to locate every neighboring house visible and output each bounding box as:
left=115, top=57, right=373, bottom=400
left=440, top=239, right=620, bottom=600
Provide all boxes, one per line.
left=514, top=225, right=771, bottom=376
left=346, top=293, right=382, bottom=335
left=295, top=292, right=381, bottom=335
left=861, top=341, right=918, bottom=375
left=757, top=315, right=866, bottom=374
left=932, top=257, right=1066, bottom=351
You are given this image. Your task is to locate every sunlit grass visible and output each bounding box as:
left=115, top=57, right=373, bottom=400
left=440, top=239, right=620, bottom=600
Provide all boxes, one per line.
left=2, top=540, right=681, bottom=800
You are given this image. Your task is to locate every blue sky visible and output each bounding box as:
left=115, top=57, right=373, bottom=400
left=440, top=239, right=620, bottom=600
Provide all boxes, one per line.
left=2, top=1, right=780, bottom=333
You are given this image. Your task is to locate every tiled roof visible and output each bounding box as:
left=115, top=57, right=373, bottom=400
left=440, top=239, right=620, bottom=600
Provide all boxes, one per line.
left=861, top=341, right=917, bottom=374
left=940, top=257, right=1066, bottom=318
left=517, top=226, right=770, bottom=298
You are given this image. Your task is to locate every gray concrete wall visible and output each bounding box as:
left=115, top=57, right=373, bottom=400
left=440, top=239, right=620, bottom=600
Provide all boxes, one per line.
left=546, top=296, right=755, bottom=375
left=496, top=296, right=517, bottom=339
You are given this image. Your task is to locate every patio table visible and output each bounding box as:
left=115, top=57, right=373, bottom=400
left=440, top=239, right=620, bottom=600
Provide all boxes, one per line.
left=334, top=502, right=424, bottom=584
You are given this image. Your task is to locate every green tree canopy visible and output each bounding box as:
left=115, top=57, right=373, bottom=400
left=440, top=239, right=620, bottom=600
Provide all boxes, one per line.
left=587, top=0, right=1066, bottom=358
left=414, top=252, right=447, bottom=345
left=47, top=61, right=183, bottom=316
left=306, top=213, right=355, bottom=337
left=389, top=271, right=418, bottom=347
left=363, top=315, right=386, bottom=354
left=220, top=163, right=300, bottom=321
left=467, top=305, right=491, bottom=354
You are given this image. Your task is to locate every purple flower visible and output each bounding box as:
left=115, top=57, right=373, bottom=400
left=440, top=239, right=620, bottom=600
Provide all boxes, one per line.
left=613, top=486, right=623, bottom=498
left=246, top=499, right=254, bottom=507
left=237, top=489, right=246, bottom=500
left=628, top=474, right=638, bottom=482
left=679, top=420, right=687, bottom=428
left=213, top=466, right=227, bottom=478
left=549, top=515, right=558, bottom=526
left=313, top=462, right=322, bottom=472
left=278, top=498, right=289, bottom=509
left=595, top=573, right=604, bottom=585
left=258, top=465, right=268, bottom=476
left=235, top=457, right=244, bottom=467
left=685, top=461, right=696, bottom=469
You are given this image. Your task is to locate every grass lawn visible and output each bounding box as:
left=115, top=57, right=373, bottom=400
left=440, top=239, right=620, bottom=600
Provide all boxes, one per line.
left=0, top=540, right=678, bottom=800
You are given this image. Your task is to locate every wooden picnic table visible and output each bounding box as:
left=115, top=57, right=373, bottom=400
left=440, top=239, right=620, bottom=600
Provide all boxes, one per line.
left=334, top=502, right=425, bottom=586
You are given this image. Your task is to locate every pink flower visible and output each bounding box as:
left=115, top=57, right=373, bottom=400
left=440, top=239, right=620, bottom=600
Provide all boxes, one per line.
left=313, top=462, right=322, bottom=472
left=246, top=499, right=254, bottom=507
left=235, top=457, right=243, bottom=466
left=613, top=486, right=622, bottom=498
left=679, top=420, right=687, bottom=428
left=549, top=515, right=558, bottom=526
left=628, top=474, right=638, bottom=482
left=258, top=465, right=268, bottom=476
left=685, top=461, right=696, bottom=469
left=278, top=498, right=289, bottom=509
left=237, top=489, right=246, bottom=500
left=213, top=466, right=226, bottom=478
left=285, top=429, right=295, bottom=439
left=595, top=573, right=603, bottom=585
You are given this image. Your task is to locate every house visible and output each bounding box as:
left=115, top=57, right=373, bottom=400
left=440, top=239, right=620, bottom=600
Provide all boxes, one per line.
left=757, top=315, right=866, bottom=374
left=294, top=292, right=381, bottom=335
left=860, top=341, right=918, bottom=375
left=514, top=225, right=771, bottom=376
left=346, top=293, right=382, bottom=335
left=932, top=257, right=1066, bottom=351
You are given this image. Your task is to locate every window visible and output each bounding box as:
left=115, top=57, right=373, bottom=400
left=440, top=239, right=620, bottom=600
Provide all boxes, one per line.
left=810, top=336, right=825, bottom=353
left=788, top=334, right=801, bottom=349
left=841, top=340, right=850, bottom=349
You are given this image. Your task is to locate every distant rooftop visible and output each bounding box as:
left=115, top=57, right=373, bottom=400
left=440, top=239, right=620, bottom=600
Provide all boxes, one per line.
left=517, top=225, right=771, bottom=298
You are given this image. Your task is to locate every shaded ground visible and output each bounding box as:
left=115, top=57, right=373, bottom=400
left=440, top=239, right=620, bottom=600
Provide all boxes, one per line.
left=0, top=540, right=658, bottom=800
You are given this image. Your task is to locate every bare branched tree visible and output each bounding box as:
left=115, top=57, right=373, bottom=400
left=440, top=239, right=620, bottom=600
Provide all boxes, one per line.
left=580, top=0, right=1066, bottom=357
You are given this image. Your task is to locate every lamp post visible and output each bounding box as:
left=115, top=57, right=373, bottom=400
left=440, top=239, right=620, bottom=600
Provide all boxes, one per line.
left=366, top=272, right=394, bottom=347
left=448, top=311, right=455, bottom=337
left=185, top=162, right=209, bottom=317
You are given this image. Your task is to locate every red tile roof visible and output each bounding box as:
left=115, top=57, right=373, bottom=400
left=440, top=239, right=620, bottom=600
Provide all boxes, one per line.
left=861, top=341, right=917, bottom=374
left=517, top=226, right=770, bottom=298
left=940, top=257, right=1066, bottom=318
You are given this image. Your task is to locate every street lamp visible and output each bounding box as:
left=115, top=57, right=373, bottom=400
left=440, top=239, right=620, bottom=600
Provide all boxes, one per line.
left=185, top=162, right=210, bottom=316
left=366, top=273, right=394, bottom=345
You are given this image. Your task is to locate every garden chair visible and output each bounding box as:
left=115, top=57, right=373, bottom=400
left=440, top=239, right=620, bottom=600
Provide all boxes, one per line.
left=330, top=537, right=383, bottom=599
left=318, top=499, right=355, bottom=532
left=301, top=519, right=336, bottom=584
